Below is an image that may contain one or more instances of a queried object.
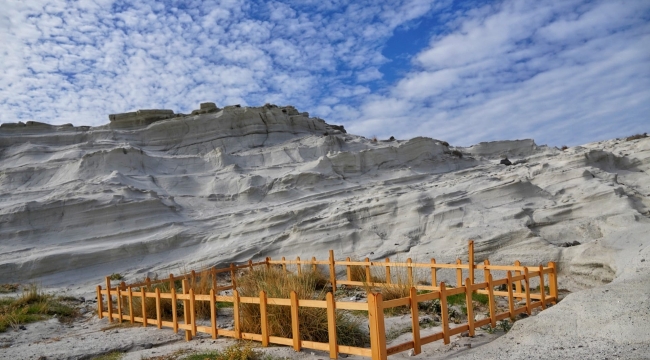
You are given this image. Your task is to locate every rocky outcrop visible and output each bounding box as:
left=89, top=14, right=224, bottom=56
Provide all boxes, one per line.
left=108, top=109, right=176, bottom=129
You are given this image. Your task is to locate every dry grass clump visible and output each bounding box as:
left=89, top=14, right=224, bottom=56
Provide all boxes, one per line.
left=237, top=267, right=367, bottom=347
left=0, top=284, right=77, bottom=332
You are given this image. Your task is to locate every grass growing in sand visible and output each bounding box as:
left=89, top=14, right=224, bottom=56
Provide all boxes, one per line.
left=0, top=284, right=77, bottom=332
left=141, top=342, right=284, bottom=360
left=237, top=267, right=368, bottom=347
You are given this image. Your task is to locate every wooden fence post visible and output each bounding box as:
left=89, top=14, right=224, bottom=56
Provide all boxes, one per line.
left=548, top=262, right=558, bottom=304
left=326, top=292, right=338, bottom=359
left=329, top=250, right=337, bottom=293
left=266, top=257, right=271, bottom=270
left=290, top=291, right=301, bottom=351
left=190, top=288, right=196, bottom=336
left=230, top=264, right=237, bottom=288
left=483, top=259, right=490, bottom=285
left=440, top=282, right=449, bottom=344
left=407, top=258, right=413, bottom=286
left=364, top=257, right=371, bottom=283
left=210, top=289, right=217, bottom=339
left=296, top=256, right=302, bottom=275
left=346, top=257, right=352, bottom=281
left=456, top=259, right=463, bottom=287
left=105, top=277, right=113, bottom=323
left=409, top=287, right=421, bottom=354
left=182, top=279, right=192, bottom=341
left=191, top=270, right=196, bottom=288
left=120, top=281, right=127, bottom=321
left=538, top=265, right=546, bottom=309
left=155, top=287, right=162, bottom=329
left=368, top=293, right=387, bottom=360
left=116, top=286, right=123, bottom=323
left=233, top=289, right=241, bottom=339
left=514, top=260, right=522, bottom=294
left=169, top=274, right=175, bottom=292
left=172, top=287, right=178, bottom=333
left=524, top=267, right=531, bottom=315
left=211, top=268, right=217, bottom=291
left=282, top=257, right=287, bottom=274
left=141, top=287, right=147, bottom=327
left=464, top=279, right=475, bottom=337
left=468, top=240, right=475, bottom=286
left=487, top=274, right=496, bottom=328
left=260, top=290, right=269, bottom=346
left=128, top=287, right=134, bottom=324
left=430, top=259, right=437, bottom=287
left=507, top=271, right=515, bottom=321
left=97, top=285, right=103, bottom=319
left=385, top=258, right=391, bottom=285
left=312, top=256, right=317, bottom=272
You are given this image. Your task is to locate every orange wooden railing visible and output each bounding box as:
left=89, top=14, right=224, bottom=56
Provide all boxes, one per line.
left=97, top=241, right=558, bottom=360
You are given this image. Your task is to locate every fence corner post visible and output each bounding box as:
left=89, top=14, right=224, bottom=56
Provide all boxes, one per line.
left=368, top=292, right=387, bottom=360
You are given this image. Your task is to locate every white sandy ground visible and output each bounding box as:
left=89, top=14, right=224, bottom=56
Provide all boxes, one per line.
left=1, top=105, right=649, bottom=358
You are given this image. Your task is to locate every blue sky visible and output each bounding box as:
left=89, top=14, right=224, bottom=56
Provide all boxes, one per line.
left=1, top=0, right=648, bottom=146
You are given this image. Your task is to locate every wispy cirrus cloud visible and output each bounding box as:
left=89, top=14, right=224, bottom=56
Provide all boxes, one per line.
left=1, top=0, right=648, bottom=147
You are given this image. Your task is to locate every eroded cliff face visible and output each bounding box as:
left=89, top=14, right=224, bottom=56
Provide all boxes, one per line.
left=0, top=104, right=648, bottom=291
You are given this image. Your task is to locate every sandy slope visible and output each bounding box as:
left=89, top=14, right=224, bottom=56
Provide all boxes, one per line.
left=1, top=105, right=648, bottom=358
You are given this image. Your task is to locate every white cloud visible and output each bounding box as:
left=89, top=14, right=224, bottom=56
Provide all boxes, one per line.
left=353, top=0, right=650, bottom=146
left=1, top=0, right=647, bottom=148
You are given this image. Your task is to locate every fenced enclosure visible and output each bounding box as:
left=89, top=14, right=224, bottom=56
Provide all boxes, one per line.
left=97, top=241, right=558, bottom=360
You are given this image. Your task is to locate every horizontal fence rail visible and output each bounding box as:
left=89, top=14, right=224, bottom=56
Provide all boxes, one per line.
left=97, top=241, right=558, bottom=360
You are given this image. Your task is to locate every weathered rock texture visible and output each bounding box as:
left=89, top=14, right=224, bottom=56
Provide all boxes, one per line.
left=0, top=104, right=648, bottom=358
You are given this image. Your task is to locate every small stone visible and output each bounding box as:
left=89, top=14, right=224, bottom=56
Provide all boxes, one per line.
left=464, top=344, right=472, bottom=348
left=641, top=259, right=646, bottom=262
left=460, top=331, right=470, bottom=337
left=143, top=343, right=153, bottom=349
left=19, top=325, right=27, bottom=330
left=408, top=349, right=415, bottom=356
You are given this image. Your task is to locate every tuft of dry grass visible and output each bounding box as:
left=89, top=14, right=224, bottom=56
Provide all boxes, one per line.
left=236, top=267, right=367, bottom=347
left=0, top=284, right=77, bottom=332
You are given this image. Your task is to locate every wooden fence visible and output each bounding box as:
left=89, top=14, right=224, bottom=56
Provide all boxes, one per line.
left=97, top=241, right=558, bottom=360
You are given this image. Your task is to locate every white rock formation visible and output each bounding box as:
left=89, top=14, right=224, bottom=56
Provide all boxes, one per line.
left=0, top=104, right=648, bottom=358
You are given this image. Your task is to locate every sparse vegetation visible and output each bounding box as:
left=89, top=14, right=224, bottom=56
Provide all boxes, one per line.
left=561, top=145, right=568, bottom=151
left=626, top=133, right=647, bottom=141
left=0, top=284, right=77, bottom=332
left=236, top=267, right=368, bottom=347
left=451, top=149, right=463, bottom=158
left=109, top=273, right=124, bottom=281
left=0, top=283, right=19, bottom=293
left=92, top=352, right=124, bottom=360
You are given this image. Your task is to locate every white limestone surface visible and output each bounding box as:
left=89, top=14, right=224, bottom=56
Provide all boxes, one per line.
left=0, top=104, right=648, bottom=359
